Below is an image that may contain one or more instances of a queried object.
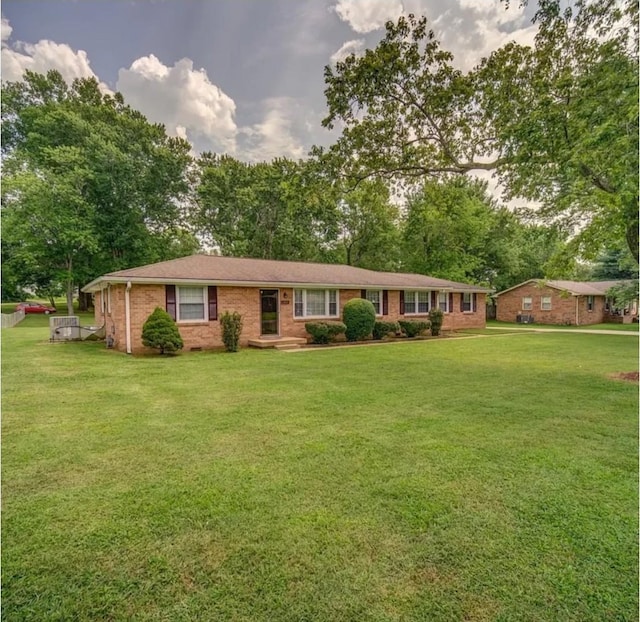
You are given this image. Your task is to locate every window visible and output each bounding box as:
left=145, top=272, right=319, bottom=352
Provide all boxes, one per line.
left=365, top=290, right=382, bottom=315
left=541, top=296, right=552, bottom=311
left=293, top=289, right=339, bottom=318
left=177, top=286, right=206, bottom=321
left=100, top=287, right=111, bottom=314
left=462, top=292, right=473, bottom=312
left=438, top=292, right=449, bottom=313
left=586, top=295, right=594, bottom=311
left=404, top=291, right=430, bottom=315
left=522, top=296, right=532, bottom=310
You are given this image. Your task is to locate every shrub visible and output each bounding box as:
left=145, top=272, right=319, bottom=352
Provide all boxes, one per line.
left=343, top=298, right=376, bottom=341
left=305, top=321, right=346, bottom=344
left=373, top=321, right=400, bottom=340
left=221, top=311, right=243, bottom=352
left=142, top=307, right=183, bottom=354
left=429, top=308, right=444, bottom=336
left=398, top=320, right=430, bottom=338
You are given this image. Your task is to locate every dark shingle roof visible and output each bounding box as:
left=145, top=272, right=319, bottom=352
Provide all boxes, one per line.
left=83, top=254, right=490, bottom=293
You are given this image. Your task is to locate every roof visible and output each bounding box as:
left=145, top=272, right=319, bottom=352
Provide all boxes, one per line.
left=495, top=279, right=630, bottom=297
left=82, top=254, right=491, bottom=293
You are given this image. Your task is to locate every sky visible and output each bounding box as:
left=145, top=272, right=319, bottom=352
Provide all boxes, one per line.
left=1, top=0, right=539, bottom=165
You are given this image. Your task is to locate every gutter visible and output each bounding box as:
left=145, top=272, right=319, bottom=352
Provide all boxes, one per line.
left=82, top=276, right=491, bottom=294
left=125, top=281, right=132, bottom=355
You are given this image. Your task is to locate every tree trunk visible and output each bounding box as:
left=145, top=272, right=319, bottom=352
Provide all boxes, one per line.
left=78, top=291, right=93, bottom=311
left=66, top=256, right=74, bottom=316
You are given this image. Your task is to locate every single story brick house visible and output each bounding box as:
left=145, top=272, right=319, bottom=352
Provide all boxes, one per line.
left=82, top=255, right=490, bottom=354
left=495, top=279, right=638, bottom=325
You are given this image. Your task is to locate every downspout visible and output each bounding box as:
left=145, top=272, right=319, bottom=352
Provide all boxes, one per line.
left=125, top=281, right=132, bottom=354
left=575, top=296, right=579, bottom=326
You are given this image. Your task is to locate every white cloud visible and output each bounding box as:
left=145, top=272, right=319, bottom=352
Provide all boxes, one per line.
left=1, top=16, right=13, bottom=44
left=331, top=39, right=366, bottom=63
left=117, top=55, right=238, bottom=155
left=1, top=18, right=102, bottom=86
left=239, top=97, right=308, bottom=162
left=332, top=0, right=404, bottom=33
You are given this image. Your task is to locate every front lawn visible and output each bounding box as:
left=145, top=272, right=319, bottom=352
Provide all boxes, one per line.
left=487, top=319, right=640, bottom=331
left=2, top=320, right=638, bottom=621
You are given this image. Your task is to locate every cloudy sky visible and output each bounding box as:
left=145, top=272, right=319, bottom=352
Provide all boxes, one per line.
left=1, top=0, right=538, bottom=163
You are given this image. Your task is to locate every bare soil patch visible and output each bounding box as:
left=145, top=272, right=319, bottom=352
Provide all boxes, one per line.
left=609, top=371, right=639, bottom=383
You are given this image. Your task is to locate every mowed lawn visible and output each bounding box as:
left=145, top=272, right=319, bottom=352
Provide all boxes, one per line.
left=2, top=318, right=638, bottom=621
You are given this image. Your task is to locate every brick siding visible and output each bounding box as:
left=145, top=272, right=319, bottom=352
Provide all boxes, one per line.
left=496, top=282, right=607, bottom=325
left=97, top=285, right=486, bottom=354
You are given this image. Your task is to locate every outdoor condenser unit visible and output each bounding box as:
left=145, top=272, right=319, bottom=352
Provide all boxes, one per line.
left=50, top=316, right=81, bottom=341
left=516, top=314, right=534, bottom=324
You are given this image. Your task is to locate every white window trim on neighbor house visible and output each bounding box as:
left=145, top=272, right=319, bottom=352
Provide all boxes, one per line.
left=294, top=289, right=339, bottom=319
left=586, top=295, right=594, bottom=312
left=365, top=289, right=383, bottom=316
left=176, top=286, right=207, bottom=322
left=541, top=296, right=552, bottom=311
left=522, top=296, right=533, bottom=311
left=100, top=286, right=111, bottom=314
left=404, top=290, right=430, bottom=315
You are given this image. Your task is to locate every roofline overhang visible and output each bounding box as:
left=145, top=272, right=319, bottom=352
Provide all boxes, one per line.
left=82, top=275, right=490, bottom=294
left=494, top=279, right=584, bottom=297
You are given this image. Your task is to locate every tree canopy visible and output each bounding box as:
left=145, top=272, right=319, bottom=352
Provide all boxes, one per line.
left=1, top=70, right=198, bottom=312
left=318, top=1, right=639, bottom=262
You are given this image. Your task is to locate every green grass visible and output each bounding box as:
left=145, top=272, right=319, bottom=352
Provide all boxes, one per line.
left=487, top=319, right=639, bottom=332
left=2, top=317, right=638, bottom=621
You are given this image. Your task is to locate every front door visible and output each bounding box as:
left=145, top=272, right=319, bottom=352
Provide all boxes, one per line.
left=260, top=289, right=279, bottom=336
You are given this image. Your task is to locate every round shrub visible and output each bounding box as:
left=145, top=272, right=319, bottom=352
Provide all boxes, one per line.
left=373, top=321, right=400, bottom=340
left=305, top=322, right=346, bottom=344
left=142, top=307, right=183, bottom=354
left=398, top=320, right=430, bottom=338
left=343, top=298, right=376, bottom=341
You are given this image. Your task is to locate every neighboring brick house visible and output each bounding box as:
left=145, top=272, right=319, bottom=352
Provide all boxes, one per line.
left=82, top=255, right=490, bottom=354
left=495, top=279, right=638, bottom=326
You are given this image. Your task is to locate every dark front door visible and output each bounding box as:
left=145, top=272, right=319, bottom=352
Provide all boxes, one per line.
left=260, top=289, right=279, bottom=335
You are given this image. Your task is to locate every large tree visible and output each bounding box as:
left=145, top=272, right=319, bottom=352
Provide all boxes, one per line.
left=1, top=70, right=198, bottom=313
left=193, top=154, right=339, bottom=262
left=318, top=2, right=638, bottom=262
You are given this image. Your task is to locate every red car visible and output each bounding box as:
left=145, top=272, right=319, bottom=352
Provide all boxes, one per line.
left=15, top=302, right=57, bottom=315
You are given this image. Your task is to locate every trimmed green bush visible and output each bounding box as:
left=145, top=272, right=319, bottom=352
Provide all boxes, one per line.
left=142, top=307, right=183, bottom=354
left=398, top=320, right=430, bottom=338
left=305, top=322, right=347, bottom=344
left=429, top=308, right=444, bottom=336
left=221, top=311, right=243, bottom=352
left=373, top=321, right=400, bottom=340
left=343, top=298, right=376, bottom=341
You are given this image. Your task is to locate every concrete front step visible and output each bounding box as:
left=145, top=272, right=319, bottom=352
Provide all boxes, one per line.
left=248, top=336, right=307, bottom=349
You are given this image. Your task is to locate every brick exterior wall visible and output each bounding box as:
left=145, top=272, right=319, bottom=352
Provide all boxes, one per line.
left=95, top=285, right=486, bottom=354
left=496, top=282, right=607, bottom=325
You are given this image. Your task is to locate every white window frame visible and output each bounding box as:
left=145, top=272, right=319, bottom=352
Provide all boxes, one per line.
left=586, top=295, right=594, bottom=312
left=106, top=285, right=111, bottom=314
left=293, top=289, right=339, bottom=319
left=438, top=291, right=449, bottom=313
left=365, top=289, right=383, bottom=316
left=404, top=290, right=430, bottom=315
left=541, top=296, right=552, bottom=311
left=522, top=296, right=533, bottom=311
left=462, top=292, right=473, bottom=313
left=100, top=288, right=106, bottom=314
left=176, top=286, right=207, bottom=322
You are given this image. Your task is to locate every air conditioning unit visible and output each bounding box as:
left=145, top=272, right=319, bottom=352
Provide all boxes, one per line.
left=50, top=316, right=81, bottom=341
left=516, top=314, right=534, bottom=324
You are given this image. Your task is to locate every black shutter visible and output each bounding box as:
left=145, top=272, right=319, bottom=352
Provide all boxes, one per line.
left=208, top=286, right=218, bottom=321
left=460, top=293, right=464, bottom=313
left=431, top=291, right=437, bottom=309
left=472, top=293, right=477, bottom=313
left=399, top=290, right=405, bottom=315
left=383, top=290, right=388, bottom=315
left=166, top=285, right=176, bottom=321
left=449, top=293, right=454, bottom=313
left=361, top=289, right=367, bottom=299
